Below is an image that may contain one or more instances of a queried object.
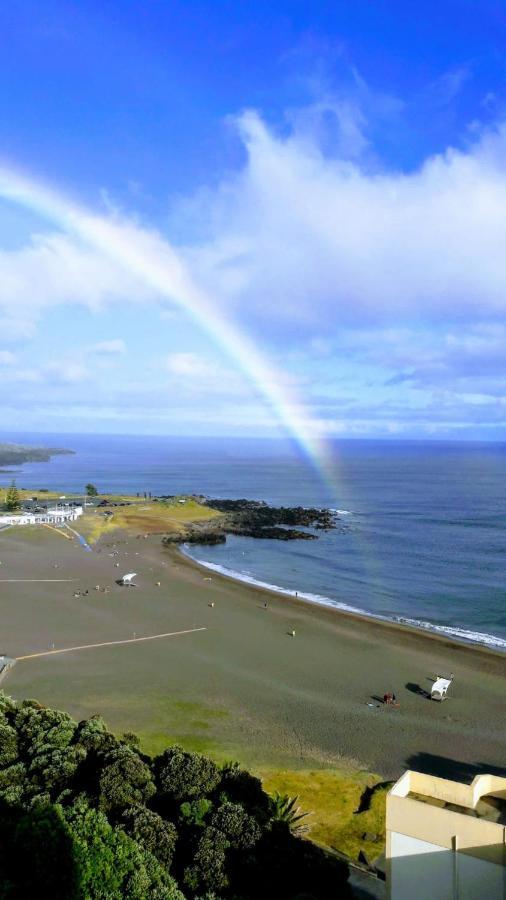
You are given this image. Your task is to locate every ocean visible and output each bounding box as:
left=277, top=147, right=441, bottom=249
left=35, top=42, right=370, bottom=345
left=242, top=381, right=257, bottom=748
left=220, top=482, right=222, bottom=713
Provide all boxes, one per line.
left=2, top=432, right=506, bottom=651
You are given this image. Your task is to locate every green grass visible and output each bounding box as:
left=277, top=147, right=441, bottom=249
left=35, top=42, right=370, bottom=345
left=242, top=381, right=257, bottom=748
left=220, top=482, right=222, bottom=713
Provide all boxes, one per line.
left=102, top=694, right=231, bottom=760
left=0, top=487, right=73, bottom=503
left=259, top=769, right=390, bottom=862
left=75, top=497, right=221, bottom=543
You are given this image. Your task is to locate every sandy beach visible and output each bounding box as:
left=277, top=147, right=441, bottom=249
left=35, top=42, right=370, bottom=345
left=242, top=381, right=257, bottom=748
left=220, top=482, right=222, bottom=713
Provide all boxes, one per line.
left=1, top=525, right=506, bottom=780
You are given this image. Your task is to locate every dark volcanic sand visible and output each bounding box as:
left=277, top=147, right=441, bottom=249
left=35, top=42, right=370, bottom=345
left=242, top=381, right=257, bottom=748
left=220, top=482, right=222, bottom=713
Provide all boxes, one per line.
left=1, top=527, right=505, bottom=779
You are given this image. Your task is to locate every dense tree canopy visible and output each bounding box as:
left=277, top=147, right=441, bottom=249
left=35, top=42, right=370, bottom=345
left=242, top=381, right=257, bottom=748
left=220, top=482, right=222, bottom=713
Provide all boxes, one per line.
left=0, top=693, right=351, bottom=899
left=155, top=746, right=221, bottom=802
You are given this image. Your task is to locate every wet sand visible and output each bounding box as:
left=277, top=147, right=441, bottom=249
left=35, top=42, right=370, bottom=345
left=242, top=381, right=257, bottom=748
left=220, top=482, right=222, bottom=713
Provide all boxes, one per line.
left=1, top=526, right=506, bottom=779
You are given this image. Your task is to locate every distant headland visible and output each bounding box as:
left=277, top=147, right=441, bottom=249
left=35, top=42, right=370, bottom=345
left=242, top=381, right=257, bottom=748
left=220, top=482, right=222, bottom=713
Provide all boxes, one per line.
left=0, top=441, right=74, bottom=470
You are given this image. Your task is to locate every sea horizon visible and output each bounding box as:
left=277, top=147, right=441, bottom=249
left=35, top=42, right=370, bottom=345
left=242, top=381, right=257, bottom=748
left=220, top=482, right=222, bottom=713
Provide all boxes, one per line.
left=2, top=431, right=505, bottom=653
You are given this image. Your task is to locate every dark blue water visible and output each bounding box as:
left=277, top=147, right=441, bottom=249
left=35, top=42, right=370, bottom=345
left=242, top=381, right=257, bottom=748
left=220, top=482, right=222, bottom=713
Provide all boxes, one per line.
left=2, top=433, right=506, bottom=649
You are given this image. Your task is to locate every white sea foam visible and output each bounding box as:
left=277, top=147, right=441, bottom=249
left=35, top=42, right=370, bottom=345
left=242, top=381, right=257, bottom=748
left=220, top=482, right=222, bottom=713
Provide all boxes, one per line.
left=181, top=545, right=506, bottom=653
left=393, top=617, right=506, bottom=651
left=180, top=545, right=365, bottom=615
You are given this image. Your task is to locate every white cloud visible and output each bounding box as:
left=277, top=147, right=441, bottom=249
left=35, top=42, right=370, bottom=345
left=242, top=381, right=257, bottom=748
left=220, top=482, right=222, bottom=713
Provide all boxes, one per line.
left=0, top=230, right=157, bottom=337
left=44, top=360, right=89, bottom=384
left=89, top=338, right=126, bottom=355
left=2, top=103, right=506, bottom=438
left=0, top=350, right=16, bottom=365
left=181, top=111, right=506, bottom=335
left=165, top=352, right=224, bottom=380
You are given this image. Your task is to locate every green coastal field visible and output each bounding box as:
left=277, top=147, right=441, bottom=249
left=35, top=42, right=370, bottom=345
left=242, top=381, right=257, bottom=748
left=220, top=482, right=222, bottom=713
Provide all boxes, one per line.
left=77, top=497, right=221, bottom=543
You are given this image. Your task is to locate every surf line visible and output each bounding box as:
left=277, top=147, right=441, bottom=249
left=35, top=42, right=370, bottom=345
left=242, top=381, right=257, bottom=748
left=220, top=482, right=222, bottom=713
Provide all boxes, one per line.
left=16, top=627, right=207, bottom=660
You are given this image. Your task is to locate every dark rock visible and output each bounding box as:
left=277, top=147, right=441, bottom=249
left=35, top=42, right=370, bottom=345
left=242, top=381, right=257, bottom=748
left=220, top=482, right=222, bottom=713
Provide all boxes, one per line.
left=161, top=497, right=340, bottom=547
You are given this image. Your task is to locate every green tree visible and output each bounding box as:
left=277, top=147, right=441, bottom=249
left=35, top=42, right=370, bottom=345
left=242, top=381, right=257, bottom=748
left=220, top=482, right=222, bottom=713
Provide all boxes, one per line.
left=155, top=746, right=220, bottom=802
left=75, top=714, right=119, bottom=756
left=210, top=800, right=260, bottom=850
left=0, top=721, right=18, bottom=767
left=0, top=691, right=17, bottom=716
left=0, top=761, right=27, bottom=805
left=121, top=806, right=178, bottom=869
left=5, top=481, right=20, bottom=512
left=217, top=762, right=271, bottom=825
left=179, top=797, right=213, bottom=828
left=0, top=800, right=79, bottom=899
left=98, top=747, right=155, bottom=815
left=85, top=483, right=98, bottom=497
left=65, top=798, right=184, bottom=899
left=0, top=694, right=352, bottom=899
left=183, top=825, right=229, bottom=895
left=14, top=704, right=77, bottom=755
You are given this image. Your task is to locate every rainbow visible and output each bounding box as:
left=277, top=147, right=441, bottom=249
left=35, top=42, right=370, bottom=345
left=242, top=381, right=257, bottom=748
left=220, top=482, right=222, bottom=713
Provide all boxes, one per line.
left=0, top=164, right=338, bottom=491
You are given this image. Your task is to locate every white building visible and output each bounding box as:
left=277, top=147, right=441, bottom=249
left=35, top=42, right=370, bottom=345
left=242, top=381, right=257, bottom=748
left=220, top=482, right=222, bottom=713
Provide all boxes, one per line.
left=0, top=504, right=83, bottom=527
left=386, top=769, right=506, bottom=899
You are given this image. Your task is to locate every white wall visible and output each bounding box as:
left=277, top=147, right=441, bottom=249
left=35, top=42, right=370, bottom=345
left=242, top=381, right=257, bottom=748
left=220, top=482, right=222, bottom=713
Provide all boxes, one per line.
left=389, top=832, right=505, bottom=899
left=390, top=832, right=453, bottom=900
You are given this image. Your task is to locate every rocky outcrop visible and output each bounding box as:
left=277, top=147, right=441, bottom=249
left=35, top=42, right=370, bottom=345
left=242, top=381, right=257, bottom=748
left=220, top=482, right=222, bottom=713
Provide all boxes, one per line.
left=161, top=497, right=338, bottom=547
left=163, top=527, right=226, bottom=545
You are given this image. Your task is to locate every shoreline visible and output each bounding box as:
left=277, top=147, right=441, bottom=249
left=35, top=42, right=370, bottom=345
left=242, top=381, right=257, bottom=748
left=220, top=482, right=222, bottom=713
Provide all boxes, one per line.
left=2, top=526, right=506, bottom=777
left=175, top=543, right=506, bottom=662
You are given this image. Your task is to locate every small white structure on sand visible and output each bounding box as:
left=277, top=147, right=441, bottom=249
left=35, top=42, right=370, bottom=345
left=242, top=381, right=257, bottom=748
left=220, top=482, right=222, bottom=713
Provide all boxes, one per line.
left=119, top=572, right=137, bottom=586
left=431, top=674, right=453, bottom=701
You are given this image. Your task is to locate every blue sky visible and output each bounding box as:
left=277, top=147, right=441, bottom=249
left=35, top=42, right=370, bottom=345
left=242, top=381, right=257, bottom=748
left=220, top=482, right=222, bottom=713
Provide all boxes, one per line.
left=1, top=0, right=506, bottom=439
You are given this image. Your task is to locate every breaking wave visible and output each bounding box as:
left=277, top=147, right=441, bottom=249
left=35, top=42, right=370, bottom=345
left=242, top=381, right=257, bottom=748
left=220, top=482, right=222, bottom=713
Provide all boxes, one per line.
left=181, top=546, right=506, bottom=652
